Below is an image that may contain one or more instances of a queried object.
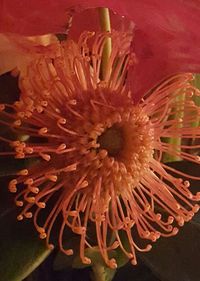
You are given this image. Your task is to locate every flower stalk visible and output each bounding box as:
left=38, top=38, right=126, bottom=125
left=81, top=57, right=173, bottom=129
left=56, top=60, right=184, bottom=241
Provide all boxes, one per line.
left=98, top=7, right=112, bottom=80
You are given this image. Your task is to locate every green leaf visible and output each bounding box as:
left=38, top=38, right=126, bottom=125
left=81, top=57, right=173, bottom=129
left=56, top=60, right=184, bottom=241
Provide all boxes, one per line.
left=0, top=180, right=51, bottom=281
left=0, top=208, right=51, bottom=281
left=139, top=221, right=200, bottom=281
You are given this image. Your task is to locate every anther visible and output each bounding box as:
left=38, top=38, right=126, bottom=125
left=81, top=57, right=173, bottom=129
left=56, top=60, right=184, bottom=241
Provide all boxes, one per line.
left=82, top=257, right=91, bottom=264
left=13, top=120, right=22, bottom=127
left=39, top=127, right=48, bottom=135
left=172, top=227, right=179, bottom=235
left=17, top=214, right=24, bottom=221
left=26, top=197, right=35, bottom=203
left=65, top=249, right=73, bottom=255
left=36, top=106, right=44, bottom=113
left=193, top=204, right=200, bottom=213
left=17, top=169, right=29, bottom=176
left=39, top=233, right=47, bottom=239
left=46, top=175, right=57, bottom=182
left=15, top=200, right=24, bottom=207
left=15, top=153, right=25, bottom=159
left=48, top=244, right=55, bottom=250
left=0, top=104, right=5, bottom=111
left=25, top=178, right=34, bottom=185
left=108, top=258, right=117, bottom=269
left=58, top=118, right=66, bottom=124
left=28, top=186, right=39, bottom=194
left=9, top=180, right=18, bottom=193
left=25, top=147, right=34, bottom=154
left=37, top=202, right=46, bottom=208
left=57, top=143, right=67, bottom=151
left=40, top=153, right=51, bottom=161
left=24, top=212, right=33, bottom=218
left=41, top=101, right=48, bottom=107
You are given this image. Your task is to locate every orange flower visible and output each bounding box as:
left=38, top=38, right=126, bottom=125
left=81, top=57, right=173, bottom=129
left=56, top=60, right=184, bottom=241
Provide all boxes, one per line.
left=0, top=30, right=200, bottom=268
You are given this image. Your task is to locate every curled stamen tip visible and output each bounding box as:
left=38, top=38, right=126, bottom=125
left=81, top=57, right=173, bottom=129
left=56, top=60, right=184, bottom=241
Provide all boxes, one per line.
left=193, top=204, right=200, bottom=213
left=172, top=227, right=179, bottom=235
left=80, top=180, right=88, bottom=188
left=29, top=186, right=39, bottom=194
left=9, top=179, right=17, bottom=189
left=26, top=197, right=35, bottom=203
left=0, top=104, right=5, bottom=111
left=82, top=257, right=91, bottom=265
left=13, top=120, right=22, bottom=127
left=57, top=143, right=67, bottom=151
left=25, top=178, right=34, bottom=185
left=48, top=244, right=54, bottom=250
left=37, top=227, right=45, bottom=234
left=66, top=249, right=73, bottom=255
left=25, top=147, right=33, bottom=154
left=153, top=231, right=161, bottom=240
left=16, top=200, right=23, bottom=207
left=39, top=232, right=47, bottom=239
left=15, top=153, right=25, bottom=159
left=11, top=141, right=21, bottom=147
left=41, top=100, right=48, bottom=107
left=146, top=244, right=152, bottom=251
left=187, top=210, right=194, bottom=219
left=111, top=241, right=120, bottom=249
left=74, top=226, right=86, bottom=235
left=156, top=213, right=162, bottom=220
left=17, top=169, right=29, bottom=176
left=109, top=258, right=117, bottom=269
left=37, top=202, right=46, bottom=208
left=9, top=187, right=17, bottom=193
left=130, top=259, right=137, bottom=265
left=178, top=220, right=184, bottom=227
left=143, top=230, right=150, bottom=238
left=145, top=204, right=150, bottom=211
left=168, top=216, right=174, bottom=224
left=17, top=214, right=24, bottom=221
left=58, top=118, right=66, bottom=124
left=184, top=180, right=190, bottom=187
left=68, top=99, right=77, bottom=105
left=98, top=149, right=108, bottom=159
left=41, top=153, right=51, bottom=161
left=46, top=175, right=57, bottom=182
left=196, top=156, right=200, bottom=162
left=39, top=127, right=48, bottom=135
left=25, top=212, right=33, bottom=218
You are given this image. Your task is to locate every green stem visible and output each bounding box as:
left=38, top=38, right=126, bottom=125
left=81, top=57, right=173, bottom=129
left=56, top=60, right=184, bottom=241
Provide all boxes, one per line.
left=91, top=263, right=116, bottom=281
left=98, top=7, right=112, bottom=80
left=163, top=93, right=185, bottom=162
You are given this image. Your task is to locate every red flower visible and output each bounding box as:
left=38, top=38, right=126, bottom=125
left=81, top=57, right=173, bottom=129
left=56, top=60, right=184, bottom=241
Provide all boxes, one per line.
left=1, top=1, right=200, bottom=98
left=0, top=30, right=200, bottom=268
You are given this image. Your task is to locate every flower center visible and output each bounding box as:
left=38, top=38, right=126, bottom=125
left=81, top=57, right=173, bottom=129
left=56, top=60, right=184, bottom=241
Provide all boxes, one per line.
left=98, top=125, right=123, bottom=157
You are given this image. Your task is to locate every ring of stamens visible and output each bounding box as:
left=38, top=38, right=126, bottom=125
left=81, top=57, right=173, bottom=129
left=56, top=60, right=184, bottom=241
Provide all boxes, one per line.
left=0, top=30, right=200, bottom=268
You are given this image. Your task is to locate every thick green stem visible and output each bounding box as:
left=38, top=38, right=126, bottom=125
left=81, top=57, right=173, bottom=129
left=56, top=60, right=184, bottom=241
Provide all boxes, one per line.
left=98, top=7, right=112, bottom=80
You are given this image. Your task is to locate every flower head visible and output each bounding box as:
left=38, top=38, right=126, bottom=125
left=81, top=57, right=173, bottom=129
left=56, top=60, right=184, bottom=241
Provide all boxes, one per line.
left=0, top=30, right=200, bottom=268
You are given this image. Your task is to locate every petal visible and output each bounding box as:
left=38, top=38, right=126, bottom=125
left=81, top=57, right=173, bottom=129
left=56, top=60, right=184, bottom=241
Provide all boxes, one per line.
left=1, top=0, right=200, bottom=98
left=0, top=33, right=58, bottom=75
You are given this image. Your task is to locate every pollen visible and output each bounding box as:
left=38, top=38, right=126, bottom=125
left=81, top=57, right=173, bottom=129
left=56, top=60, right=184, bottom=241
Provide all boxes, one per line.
left=0, top=30, right=200, bottom=268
